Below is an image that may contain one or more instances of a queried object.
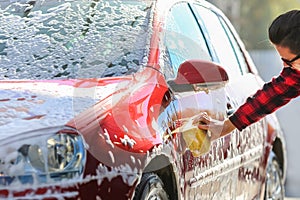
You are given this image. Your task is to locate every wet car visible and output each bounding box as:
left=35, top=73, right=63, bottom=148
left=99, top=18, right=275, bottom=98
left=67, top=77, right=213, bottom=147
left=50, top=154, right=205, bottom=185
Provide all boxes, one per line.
left=0, top=0, right=286, bottom=199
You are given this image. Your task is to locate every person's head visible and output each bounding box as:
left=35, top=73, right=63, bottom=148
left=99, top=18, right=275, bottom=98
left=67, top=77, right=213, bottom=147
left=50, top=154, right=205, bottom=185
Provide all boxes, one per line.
left=268, top=10, right=300, bottom=69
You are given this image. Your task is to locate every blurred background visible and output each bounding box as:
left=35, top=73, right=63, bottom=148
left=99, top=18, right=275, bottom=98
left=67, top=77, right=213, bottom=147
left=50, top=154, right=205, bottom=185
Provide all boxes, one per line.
left=206, top=0, right=300, bottom=197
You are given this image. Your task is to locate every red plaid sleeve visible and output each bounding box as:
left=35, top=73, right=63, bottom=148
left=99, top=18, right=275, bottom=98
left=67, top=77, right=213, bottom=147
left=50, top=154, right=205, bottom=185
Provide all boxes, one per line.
left=229, top=67, right=300, bottom=131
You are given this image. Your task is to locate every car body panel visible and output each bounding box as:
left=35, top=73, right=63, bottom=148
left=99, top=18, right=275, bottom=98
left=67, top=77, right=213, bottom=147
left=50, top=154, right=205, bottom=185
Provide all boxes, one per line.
left=0, top=0, right=286, bottom=199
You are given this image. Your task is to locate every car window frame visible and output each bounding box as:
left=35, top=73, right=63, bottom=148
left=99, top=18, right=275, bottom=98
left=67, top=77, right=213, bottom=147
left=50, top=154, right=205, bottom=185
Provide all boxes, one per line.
left=190, top=3, right=250, bottom=78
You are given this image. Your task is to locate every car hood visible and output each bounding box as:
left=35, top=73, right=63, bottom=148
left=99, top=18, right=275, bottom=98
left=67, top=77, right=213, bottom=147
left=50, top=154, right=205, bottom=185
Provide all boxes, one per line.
left=0, top=78, right=127, bottom=139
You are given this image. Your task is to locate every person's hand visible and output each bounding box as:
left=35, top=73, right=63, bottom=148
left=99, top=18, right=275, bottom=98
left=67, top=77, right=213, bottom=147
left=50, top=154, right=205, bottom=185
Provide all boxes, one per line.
left=193, top=112, right=236, bottom=140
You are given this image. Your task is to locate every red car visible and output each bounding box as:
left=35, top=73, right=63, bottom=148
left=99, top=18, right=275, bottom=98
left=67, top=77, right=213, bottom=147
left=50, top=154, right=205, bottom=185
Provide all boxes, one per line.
left=0, top=0, right=286, bottom=199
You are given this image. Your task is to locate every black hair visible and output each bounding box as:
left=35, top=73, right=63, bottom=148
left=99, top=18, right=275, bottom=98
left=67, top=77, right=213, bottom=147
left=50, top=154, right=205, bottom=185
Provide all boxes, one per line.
left=268, top=10, right=300, bottom=54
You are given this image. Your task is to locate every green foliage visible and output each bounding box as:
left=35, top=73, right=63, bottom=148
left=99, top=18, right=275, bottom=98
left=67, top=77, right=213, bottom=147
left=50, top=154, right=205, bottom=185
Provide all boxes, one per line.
left=239, top=0, right=300, bottom=50
left=239, top=0, right=271, bottom=49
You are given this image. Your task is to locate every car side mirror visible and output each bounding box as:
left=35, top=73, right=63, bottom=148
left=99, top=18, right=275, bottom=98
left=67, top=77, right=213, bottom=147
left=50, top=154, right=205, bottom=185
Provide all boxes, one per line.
left=168, top=60, right=229, bottom=93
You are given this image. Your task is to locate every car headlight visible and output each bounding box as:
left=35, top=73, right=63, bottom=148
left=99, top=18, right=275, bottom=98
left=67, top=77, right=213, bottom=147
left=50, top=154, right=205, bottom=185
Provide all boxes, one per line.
left=0, top=127, right=86, bottom=185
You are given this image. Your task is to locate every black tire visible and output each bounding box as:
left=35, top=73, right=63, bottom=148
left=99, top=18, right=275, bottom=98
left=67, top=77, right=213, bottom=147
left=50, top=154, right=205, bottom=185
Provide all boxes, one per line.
left=264, top=152, right=285, bottom=200
left=134, top=173, right=169, bottom=200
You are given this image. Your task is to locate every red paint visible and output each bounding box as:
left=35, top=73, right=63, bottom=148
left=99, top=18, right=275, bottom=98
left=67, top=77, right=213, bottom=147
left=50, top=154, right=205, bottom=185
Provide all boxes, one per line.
left=0, top=0, right=286, bottom=199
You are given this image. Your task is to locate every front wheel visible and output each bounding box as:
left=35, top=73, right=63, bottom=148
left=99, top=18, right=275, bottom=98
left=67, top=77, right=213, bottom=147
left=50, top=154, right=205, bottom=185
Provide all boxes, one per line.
left=264, top=152, right=285, bottom=200
left=134, top=173, right=169, bottom=200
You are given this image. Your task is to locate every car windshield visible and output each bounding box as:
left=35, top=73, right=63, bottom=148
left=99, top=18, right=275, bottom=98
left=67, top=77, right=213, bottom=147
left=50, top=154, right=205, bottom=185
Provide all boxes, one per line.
left=0, top=0, right=154, bottom=79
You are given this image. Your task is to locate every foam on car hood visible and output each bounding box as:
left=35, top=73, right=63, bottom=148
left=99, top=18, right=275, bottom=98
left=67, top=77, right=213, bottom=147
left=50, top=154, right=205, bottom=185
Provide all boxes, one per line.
left=0, top=79, right=120, bottom=138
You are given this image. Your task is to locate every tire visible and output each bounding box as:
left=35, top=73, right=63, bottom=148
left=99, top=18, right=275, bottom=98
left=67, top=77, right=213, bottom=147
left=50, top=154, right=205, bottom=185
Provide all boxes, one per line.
left=134, top=173, right=169, bottom=200
left=264, top=152, right=285, bottom=200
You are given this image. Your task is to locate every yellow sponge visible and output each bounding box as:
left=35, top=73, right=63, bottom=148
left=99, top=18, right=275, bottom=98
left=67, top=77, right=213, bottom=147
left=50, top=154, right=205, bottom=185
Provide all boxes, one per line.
left=172, top=119, right=211, bottom=157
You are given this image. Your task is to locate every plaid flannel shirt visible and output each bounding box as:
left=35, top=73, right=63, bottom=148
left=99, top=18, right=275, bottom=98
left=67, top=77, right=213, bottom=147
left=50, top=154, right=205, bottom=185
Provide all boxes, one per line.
left=229, top=67, right=300, bottom=131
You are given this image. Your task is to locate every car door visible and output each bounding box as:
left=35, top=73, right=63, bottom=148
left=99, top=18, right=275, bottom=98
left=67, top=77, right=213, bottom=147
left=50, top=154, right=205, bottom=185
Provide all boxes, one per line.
left=161, top=2, right=243, bottom=199
left=161, top=2, right=268, bottom=199
left=190, top=3, right=267, bottom=199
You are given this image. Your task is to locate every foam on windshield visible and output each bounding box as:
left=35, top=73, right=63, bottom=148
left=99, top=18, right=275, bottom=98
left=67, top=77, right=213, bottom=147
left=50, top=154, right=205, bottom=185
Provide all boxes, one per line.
left=0, top=0, right=153, bottom=79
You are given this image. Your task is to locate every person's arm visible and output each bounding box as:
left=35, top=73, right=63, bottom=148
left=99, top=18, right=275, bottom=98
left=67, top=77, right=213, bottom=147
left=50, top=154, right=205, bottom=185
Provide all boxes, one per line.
left=230, top=67, right=300, bottom=130
left=197, top=67, right=300, bottom=139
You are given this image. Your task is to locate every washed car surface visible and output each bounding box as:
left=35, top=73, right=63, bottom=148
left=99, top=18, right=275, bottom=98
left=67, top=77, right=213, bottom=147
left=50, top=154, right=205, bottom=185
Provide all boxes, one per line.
left=0, top=0, right=286, bottom=199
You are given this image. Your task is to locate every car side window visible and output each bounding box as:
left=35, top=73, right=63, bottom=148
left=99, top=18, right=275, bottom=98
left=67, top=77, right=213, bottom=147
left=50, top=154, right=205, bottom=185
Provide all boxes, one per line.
left=192, top=5, right=248, bottom=78
left=163, top=3, right=211, bottom=80
left=218, top=16, right=249, bottom=74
